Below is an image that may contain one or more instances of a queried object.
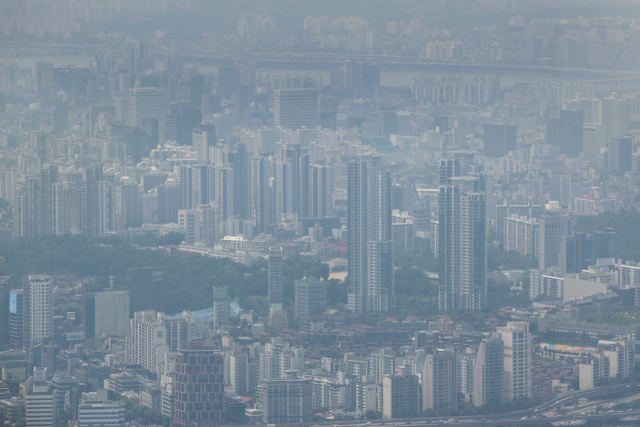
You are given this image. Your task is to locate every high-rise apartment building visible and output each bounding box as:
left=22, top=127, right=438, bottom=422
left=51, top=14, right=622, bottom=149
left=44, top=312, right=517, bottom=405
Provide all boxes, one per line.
left=382, top=367, right=420, bottom=419
left=95, top=291, right=130, bottom=338
left=250, top=153, right=272, bottom=234
left=172, top=347, right=225, bottom=426
left=230, top=350, right=249, bottom=395
left=498, top=322, right=532, bottom=401
left=438, top=158, right=487, bottom=311
left=472, top=336, right=504, bottom=406
left=165, top=314, right=194, bottom=352
left=422, top=349, right=457, bottom=412
left=24, top=275, right=53, bottom=345
left=126, top=311, right=167, bottom=374
left=309, top=163, right=333, bottom=218
left=347, top=155, right=394, bottom=313
left=273, top=89, right=318, bottom=129
left=268, top=247, right=284, bottom=313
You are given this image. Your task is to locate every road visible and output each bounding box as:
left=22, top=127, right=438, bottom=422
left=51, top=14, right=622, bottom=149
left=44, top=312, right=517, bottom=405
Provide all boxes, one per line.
left=317, top=383, right=640, bottom=427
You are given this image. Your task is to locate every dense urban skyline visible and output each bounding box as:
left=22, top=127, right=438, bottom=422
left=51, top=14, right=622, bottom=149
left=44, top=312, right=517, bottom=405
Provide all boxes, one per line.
left=2, top=1, right=640, bottom=426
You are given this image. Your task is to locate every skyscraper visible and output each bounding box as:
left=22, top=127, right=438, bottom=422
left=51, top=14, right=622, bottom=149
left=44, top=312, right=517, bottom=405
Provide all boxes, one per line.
left=250, top=153, right=272, bottom=234
left=438, top=158, right=487, bottom=311
left=273, top=89, right=318, bottom=129
left=472, top=336, right=504, bottom=406
left=309, top=164, right=333, bottom=218
left=498, top=322, right=532, bottom=401
left=347, top=155, right=394, bottom=313
left=24, top=275, right=53, bottom=345
left=268, top=247, right=284, bottom=313
left=129, top=86, right=165, bottom=131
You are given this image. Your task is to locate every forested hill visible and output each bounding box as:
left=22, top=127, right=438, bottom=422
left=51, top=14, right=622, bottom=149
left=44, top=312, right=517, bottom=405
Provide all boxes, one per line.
left=0, top=234, right=328, bottom=315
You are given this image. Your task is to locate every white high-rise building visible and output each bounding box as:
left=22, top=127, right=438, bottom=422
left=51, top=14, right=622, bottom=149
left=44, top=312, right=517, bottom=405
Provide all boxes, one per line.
left=273, top=89, right=318, bottom=129
left=25, top=275, right=53, bottom=343
left=498, top=321, right=532, bottom=401
left=128, top=86, right=165, bottom=131
left=126, top=311, right=167, bottom=374
left=347, top=155, right=394, bottom=313
left=178, top=209, right=200, bottom=244
left=95, top=291, right=130, bottom=338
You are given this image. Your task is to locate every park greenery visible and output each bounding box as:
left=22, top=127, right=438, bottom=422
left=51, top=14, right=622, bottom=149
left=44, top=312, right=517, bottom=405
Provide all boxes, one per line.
left=0, top=232, right=533, bottom=323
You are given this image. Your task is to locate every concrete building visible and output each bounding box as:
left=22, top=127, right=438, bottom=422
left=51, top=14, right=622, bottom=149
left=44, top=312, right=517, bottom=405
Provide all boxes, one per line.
left=126, top=267, right=164, bottom=316
left=95, top=291, right=130, bottom=338
left=347, top=155, right=394, bottom=313
left=78, top=390, right=125, bottom=427
left=24, top=275, right=53, bottom=345
left=164, top=313, right=193, bottom=352
left=472, top=336, right=504, bottom=406
left=178, top=209, right=200, bottom=244
left=268, top=246, right=284, bottom=313
left=503, top=215, right=538, bottom=258
left=438, top=158, right=487, bottom=311
left=212, top=287, right=230, bottom=330
left=382, top=367, right=420, bottom=419
left=172, top=348, right=225, bottom=426
left=273, top=89, right=318, bottom=129
left=422, top=349, right=457, bottom=412
left=498, top=322, right=532, bottom=401
left=26, top=367, right=55, bottom=427
left=260, top=370, right=313, bottom=425
left=294, top=279, right=327, bottom=319
left=128, top=86, right=165, bottom=130
left=537, top=212, right=570, bottom=269
left=126, top=311, right=167, bottom=374
left=230, top=350, right=249, bottom=395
